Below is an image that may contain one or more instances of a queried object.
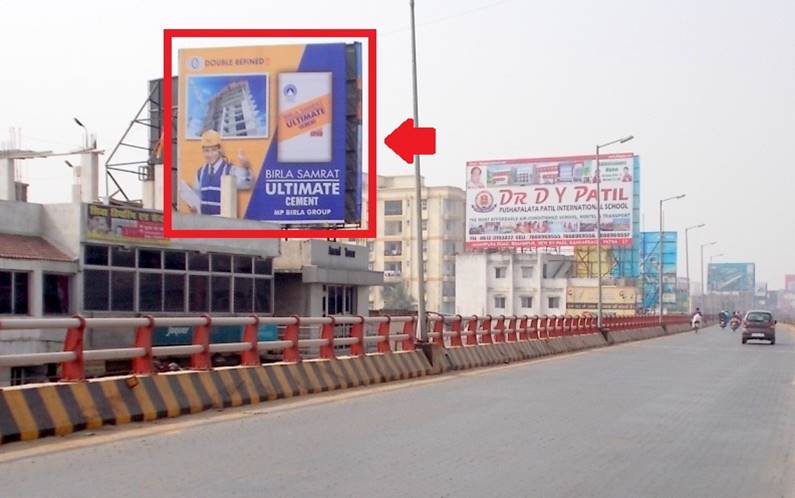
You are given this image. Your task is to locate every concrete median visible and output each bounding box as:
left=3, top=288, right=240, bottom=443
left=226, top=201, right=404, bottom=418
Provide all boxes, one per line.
left=0, top=351, right=430, bottom=446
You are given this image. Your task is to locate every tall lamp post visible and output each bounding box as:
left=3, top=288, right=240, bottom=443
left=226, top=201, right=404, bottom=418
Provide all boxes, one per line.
left=700, top=241, right=717, bottom=309
left=408, top=0, right=427, bottom=341
left=659, top=194, right=686, bottom=323
left=595, top=135, right=634, bottom=329
left=685, top=223, right=705, bottom=311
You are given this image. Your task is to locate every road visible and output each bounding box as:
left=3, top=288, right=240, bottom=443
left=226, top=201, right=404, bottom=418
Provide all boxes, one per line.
left=2, top=326, right=795, bottom=498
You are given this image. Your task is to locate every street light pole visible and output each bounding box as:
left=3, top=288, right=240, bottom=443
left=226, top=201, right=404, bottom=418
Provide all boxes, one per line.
left=710, top=253, right=724, bottom=263
left=700, top=240, right=717, bottom=304
left=594, top=135, right=633, bottom=330
left=659, top=194, right=686, bottom=323
left=685, top=223, right=705, bottom=311
left=409, top=0, right=426, bottom=341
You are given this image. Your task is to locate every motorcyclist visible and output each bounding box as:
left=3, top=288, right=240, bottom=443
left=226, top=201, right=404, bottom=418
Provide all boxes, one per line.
left=718, top=310, right=728, bottom=324
left=691, top=308, right=704, bottom=329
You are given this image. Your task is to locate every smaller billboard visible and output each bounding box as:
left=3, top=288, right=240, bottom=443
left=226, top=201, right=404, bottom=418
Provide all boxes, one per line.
left=566, top=286, right=637, bottom=316
left=755, top=282, right=768, bottom=298
left=86, top=204, right=166, bottom=245
left=708, top=263, right=755, bottom=293
left=785, top=275, right=795, bottom=293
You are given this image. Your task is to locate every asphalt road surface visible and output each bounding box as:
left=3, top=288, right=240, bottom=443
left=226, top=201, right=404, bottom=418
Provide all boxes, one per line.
left=2, top=326, right=795, bottom=498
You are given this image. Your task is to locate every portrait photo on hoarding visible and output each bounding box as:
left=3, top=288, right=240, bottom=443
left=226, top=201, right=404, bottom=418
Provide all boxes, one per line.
left=185, top=74, right=269, bottom=139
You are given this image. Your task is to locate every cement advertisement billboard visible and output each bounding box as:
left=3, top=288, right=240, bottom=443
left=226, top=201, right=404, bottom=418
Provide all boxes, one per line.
left=708, top=263, right=755, bottom=292
left=176, top=43, right=355, bottom=224
left=465, top=153, right=635, bottom=249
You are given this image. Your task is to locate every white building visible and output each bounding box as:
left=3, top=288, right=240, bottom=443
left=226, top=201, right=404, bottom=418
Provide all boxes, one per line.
left=455, top=252, right=573, bottom=317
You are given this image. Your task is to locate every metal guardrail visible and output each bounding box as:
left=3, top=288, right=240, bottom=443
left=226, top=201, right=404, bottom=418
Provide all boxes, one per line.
left=0, top=313, right=695, bottom=382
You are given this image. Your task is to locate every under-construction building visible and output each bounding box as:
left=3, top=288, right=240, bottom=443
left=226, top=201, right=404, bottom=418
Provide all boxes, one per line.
left=201, top=80, right=267, bottom=138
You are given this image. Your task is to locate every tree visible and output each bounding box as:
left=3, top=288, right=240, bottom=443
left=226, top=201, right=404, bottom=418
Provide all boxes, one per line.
left=382, top=282, right=416, bottom=311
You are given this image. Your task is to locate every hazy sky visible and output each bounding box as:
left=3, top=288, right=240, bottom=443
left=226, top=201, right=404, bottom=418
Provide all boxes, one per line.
left=1, top=0, right=793, bottom=287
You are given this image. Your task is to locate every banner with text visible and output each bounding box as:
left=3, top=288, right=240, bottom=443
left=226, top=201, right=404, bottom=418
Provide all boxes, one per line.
left=466, top=153, right=635, bottom=248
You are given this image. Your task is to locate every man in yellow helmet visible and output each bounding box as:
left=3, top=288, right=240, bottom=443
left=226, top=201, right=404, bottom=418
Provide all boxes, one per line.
left=191, top=130, right=252, bottom=215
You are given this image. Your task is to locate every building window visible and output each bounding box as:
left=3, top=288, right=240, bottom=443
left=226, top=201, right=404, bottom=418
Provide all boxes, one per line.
left=164, top=274, right=185, bottom=312
left=211, top=276, right=231, bottom=312
left=234, top=277, right=254, bottom=312
left=189, top=275, right=209, bottom=312
left=384, top=200, right=403, bottom=216
left=421, top=199, right=428, bottom=211
left=384, top=241, right=402, bottom=256
left=83, top=245, right=273, bottom=315
left=542, top=263, right=548, bottom=279
left=521, top=266, right=533, bottom=279
left=445, top=220, right=457, bottom=234
left=82, top=270, right=109, bottom=311
left=111, top=246, right=135, bottom=268
left=84, top=245, right=108, bottom=265
left=384, top=262, right=402, bottom=276
left=0, top=271, right=29, bottom=315
left=521, top=296, right=533, bottom=309
left=494, top=296, right=506, bottom=309
left=494, top=267, right=506, bottom=279
left=138, top=249, right=162, bottom=269
left=384, top=221, right=402, bottom=236
left=442, top=282, right=455, bottom=297
left=444, top=241, right=457, bottom=256
left=139, top=273, right=163, bottom=312
left=548, top=296, right=560, bottom=309
left=324, top=285, right=357, bottom=315
left=43, top=274, right=70, bottom=315
left=422, top=219, right=428, bottom=231
left=443, top=261, right=455, bottom=277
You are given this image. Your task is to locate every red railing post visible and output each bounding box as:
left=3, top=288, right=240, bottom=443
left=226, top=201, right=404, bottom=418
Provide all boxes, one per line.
left=466, top=315, right=479, bottom=345
left=61, top=315, right=86, bottom=381
left=132, top=315, right=156, bottom=374
left=320, top=316, right=337, bottom=359
left=518, top=315, right=529, bottom=341
left=481, top=315, right=494, bottom=344
left=282, top=315, right=301, bottom=363
left=506, top=316, right=517, bottom=342
left=401, top=317, right=416, bottom=351
left=350, top=316, right=366, bottom=356
left=493, top=315, right=506, bottom=343
left=191, top=314, right=212, bottom=370
left=450, top=314, right=463, bottom=347
left=529, top=316, right=539, bottom=340
left=240, top=315, right=261, bottom=366
left=431, top=314, right=445, bottom=347
left=377, top=316, right=392, bottom=354
left=563, top=316, right=571, bottom=336
left=538, top=315, right=547, bottom=339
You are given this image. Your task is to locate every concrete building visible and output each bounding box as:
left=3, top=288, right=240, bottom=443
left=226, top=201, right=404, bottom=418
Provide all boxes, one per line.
left=273, top=239, right=382, bottom=317
left=202, top=80, right=267, bottom=138
left=368, top=175, right=465, bottom=314
left=455, top=252, right=573, bottom=317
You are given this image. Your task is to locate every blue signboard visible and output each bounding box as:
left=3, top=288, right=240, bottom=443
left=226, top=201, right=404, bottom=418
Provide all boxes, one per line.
left=640, top=231, right=678, bottom=309
left=708, top=263, right=755, bottom=292
left=153, top=324, right=279, bottom=347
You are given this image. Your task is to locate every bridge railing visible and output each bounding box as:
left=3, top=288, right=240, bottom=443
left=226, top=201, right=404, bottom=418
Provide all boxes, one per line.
left=0, top=313, right=694, bottom=382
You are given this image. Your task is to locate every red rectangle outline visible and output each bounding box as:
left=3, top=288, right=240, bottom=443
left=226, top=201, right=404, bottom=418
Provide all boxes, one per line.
left=162, top=29, right=377, bottom=239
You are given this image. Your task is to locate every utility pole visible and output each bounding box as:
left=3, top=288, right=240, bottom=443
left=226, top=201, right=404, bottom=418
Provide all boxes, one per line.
left=409, top=0, right=426, bottom=341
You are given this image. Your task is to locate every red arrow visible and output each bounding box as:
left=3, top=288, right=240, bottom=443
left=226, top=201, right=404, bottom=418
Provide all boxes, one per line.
left=384, top=118, right=436, bottom=164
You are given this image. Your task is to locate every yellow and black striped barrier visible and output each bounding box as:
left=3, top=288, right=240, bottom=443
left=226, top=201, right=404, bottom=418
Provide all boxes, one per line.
left=0, top=351, right=430, bottom=445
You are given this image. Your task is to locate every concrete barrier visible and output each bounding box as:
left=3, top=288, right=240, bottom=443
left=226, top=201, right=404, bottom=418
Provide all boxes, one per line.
left=0, top=351, right=430, bottom=445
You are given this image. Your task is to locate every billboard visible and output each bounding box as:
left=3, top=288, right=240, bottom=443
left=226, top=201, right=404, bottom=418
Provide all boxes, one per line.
left=176, top=43, right=360, bottom=225
left=465, top=153, right=635, bottom=249
left=86, top=204, right=167, bottom=245
left=785, top=275, right=795, bottom=292
left=566, top=286, right=637, bottom=316
left=708, top=263, right=755, bottom=292
left=640, top=231, right=677, bottom=308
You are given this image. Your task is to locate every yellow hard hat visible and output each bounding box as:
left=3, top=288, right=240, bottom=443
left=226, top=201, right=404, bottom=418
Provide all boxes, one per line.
left=201, top=130, right=221, bottom=148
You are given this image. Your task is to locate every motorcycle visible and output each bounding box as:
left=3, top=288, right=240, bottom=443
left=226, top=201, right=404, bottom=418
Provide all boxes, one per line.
left=730, top=318, right=741, bottom=331
left=692, top=315, right=703, bottom=332
left=719, top=320, right=727, bottom=329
